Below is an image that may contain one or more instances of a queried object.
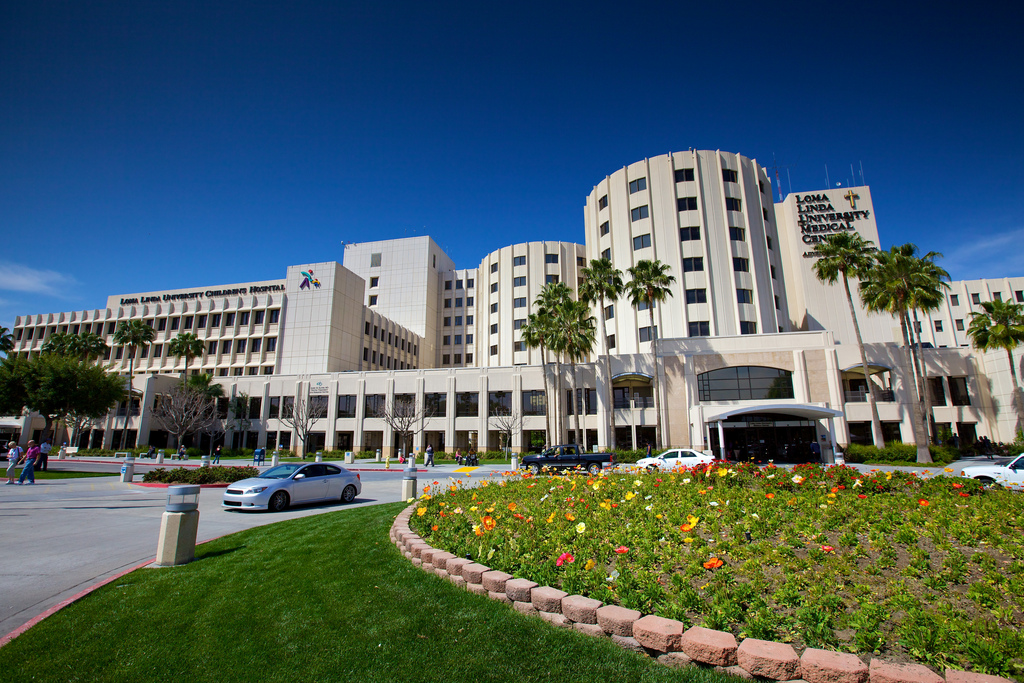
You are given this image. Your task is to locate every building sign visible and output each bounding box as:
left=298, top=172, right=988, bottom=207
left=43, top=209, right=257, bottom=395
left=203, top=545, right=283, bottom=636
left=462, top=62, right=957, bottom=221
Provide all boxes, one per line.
left=118, top=283, right=285, bottom=306
left=796, top=190, right=873, bottom=258
left=308, top=381, right=329, bottom=395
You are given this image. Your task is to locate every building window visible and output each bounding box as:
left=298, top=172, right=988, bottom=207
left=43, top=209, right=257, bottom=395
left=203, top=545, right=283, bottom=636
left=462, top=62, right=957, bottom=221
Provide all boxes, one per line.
left=465, top=353, right=472, bottom=363
left=514, top=276, right=526, bottom=287
left=971, top=293, right=981, bottom=305
left=639, top=326, right=654, bottom=343
left=607, top=334, right=615, bottom=349
left=466, top=278, right=474, bottom=288
left=994, top=292, right=1002, bottom=301
left=955, top=319, right=964, bottom=331
left=170, top=317, right=180, bottom=331
left=443, top=336, right=451, bottom=345
left=442, top=354, right=450, bottom=364
left=490, top=263, right=498, bottom=274
left=775, top=295, right=781, bottom=310
left=490, top=283, right=498, bottom=293
left=737, top=289, right=753, bottom=304
left=514, top=318, right=526, bottom=330
left=689, top=321, right=710, bottom=337
left=369, top=295, right=378, bottom=306
left=577, top=256, right=585, bottom=267
left=674, top=168, right=694, bottom=182
left=632, top=234, right=651, bottom=250
left=766, top=235, right=773, bottom=250
left=364, top=394, right=385, bottom=415
left=725, top=197, right=742, bottom=211
left=490, top=323, right=498, bottom=334
left=698, top=366, right=794, bottom=401
left=252, top=338, right=261, bottom=352
left=454, top=334, right=462, bottom=345
left=601, top=248, right=611, bottom=259
left=763, top=208, right=770, bottom=221
left=207, top=341, right=217, bottom=354
left=1016, top=290, right=1023, bottom=303
left=197, top=315, right=207, bottom=329
left=949, top=377, right=971, bottom=406
left=370, top=252, right=382, bottom=267
left=546, top=274, right=559, bottom=284
left=269, top=309, right=280, bottom=323
left=545, top=253, right=559, bottom=264
left=683, top=257, right=704, bottom=272
left=949, top=294, right=959, bottom=306
left=770, top=265, right=777, bottom=280
left=759, top=180, right=765, bottom=194
left=514, top=341, right=524, bottom=352
left=336, top=395, right=357, bottom=418
left=444, top=299, right=452, bottom=308
left=630, top=206, right=649, bottom=221
left=424, top=393, right=446, bottom=417
left=490, top=303, right=498, bottom=314
left=740, top=321, right=757, bottom=335
left=722, top=169, right=738, bottom=183
left=254, top=310, right=264, bottom=324
left=445, top=281, right=452, bottom=290
left=157, top=318, right=167, bottom=331
left=680, top=226, right=700, bottom=241
left=729, top=227, right=746, bottom=241
left=513, top=256, right=526, bottom=267
left=677, top=197, right=697, bottom=211
left=456, top=392, right=479, bottom=416
left=934, top=320, right=943, bottom=332
left=629, top=177, right=647, bottom=193
left=444, top=317, right=451, bottom=327
left=604, top=304, right=614, bottom=319
left=466, top=296, right=474, bottom=306
left=236, top=339, right=246, bottom=353
left=265, top=337, right=277, bottom=352
left=240, top=311, right=250, bottom=325
left=454, top=316, right=463, bottom=326
left=522, top=390, right=546, bottom=416
left=153, top=344, right=162, bottom=357
left=225, top=312, right=235, bottom=326
left=466, top=315, right=474, bottom=325
left=686, top=288, right=707, bottom=304
left=455, top=279, right=463, bottom=289
left=600, top=221, right=609, bottom=236
left=490, top=345, right=498, bottom=355
left=363, top=347, right=369, bottom=361
left=598, top=195, right=608, bottom=209
left=108, top=321, right=118, bottom=334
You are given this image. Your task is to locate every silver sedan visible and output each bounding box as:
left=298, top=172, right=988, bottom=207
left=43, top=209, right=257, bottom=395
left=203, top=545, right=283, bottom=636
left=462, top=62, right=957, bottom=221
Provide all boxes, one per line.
left=222, top=463, right=362, bottom=512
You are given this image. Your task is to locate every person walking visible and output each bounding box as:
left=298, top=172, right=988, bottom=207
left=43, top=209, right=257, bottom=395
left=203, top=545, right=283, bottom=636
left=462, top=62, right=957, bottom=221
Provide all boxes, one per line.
left=213, top=445, right=221, bottom=465
left=5, top=442, right=22, bottom=485
left=425, top=444, right=434, bottom=467
left=19, top=440, right=40, bottom=485
left=38, top=440, right=52, bottom=471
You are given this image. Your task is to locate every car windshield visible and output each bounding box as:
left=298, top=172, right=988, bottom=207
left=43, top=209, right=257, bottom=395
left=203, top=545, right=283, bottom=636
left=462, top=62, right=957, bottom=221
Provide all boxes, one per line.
left=258, top=464, right=303, bottom=479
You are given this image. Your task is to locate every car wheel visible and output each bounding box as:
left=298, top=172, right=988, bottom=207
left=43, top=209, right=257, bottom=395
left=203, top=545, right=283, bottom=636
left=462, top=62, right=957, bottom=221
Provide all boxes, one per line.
left=341, top=484, right=357, bottom=504
left=529, top=464, right=540, bottom=475
left=974, top=476, right=998, bottom=488
left=269, top=491, right=289, bottom=512
left=588, top=463, right=600, bottom=475
left=646, top=465, right=657, bottom=473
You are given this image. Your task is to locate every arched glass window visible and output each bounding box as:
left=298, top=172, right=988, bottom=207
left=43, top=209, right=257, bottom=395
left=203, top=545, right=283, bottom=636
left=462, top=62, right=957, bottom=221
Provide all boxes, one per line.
left=697, top=367, right=794, bottom=402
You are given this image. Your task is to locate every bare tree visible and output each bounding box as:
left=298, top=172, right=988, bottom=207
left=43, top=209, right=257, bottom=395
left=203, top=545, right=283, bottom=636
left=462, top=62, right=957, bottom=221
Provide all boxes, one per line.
left=280, top=395, right=328, bottom=458
left=489, top=405, right=524, bottom=454
left=373, top=394, right=433, bottom=457
left=152, top=384, right=217, bottom=450
left=67, top=409, right=105, bottom=447
left=228, top=392, right=252, bottom=448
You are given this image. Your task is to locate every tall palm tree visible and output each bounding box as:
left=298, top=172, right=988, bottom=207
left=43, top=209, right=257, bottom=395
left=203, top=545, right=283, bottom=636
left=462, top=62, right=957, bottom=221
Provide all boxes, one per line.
left=812, top=233, right=885, bottom=448
left=906, top=252, right=949, bottom=444
left=76, top=332, right=109, bottom=362
left=112, top=319, right=156, bottom=449
left=186, top=372, right=226, bottom=399
left=520, top=312, right=553, bottom=446
left=579, top=258, right=625, bottom=450
left=626, top=259, right=676, bottom=448
left=967, top=299, right=1024, bottom=431
left=41, top=331, right=77, bottom=356
left=534, top=283, right=573, bottom=443
left=168, top=332, right=205, bottom=377
left=0, top=326, right=12, bottom=356
left=860, top=245, right=932, bottom=463
left=549, top=298, right=596, bottom=450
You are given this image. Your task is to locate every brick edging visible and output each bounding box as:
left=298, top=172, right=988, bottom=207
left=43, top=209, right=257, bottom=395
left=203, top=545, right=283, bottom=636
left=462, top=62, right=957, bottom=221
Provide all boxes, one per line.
left=389, top=505, right=1016, bottom=683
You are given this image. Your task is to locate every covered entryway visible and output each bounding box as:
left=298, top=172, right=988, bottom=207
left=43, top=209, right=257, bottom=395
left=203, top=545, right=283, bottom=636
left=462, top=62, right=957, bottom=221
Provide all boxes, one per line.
left=704, top=404, right=845, bottom=463
left=612, top=372, right=656, bottom=452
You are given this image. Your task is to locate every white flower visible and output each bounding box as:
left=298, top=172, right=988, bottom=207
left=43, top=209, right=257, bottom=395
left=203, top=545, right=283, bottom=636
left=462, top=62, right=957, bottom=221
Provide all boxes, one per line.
left=766, top=474, right=775, bottom=480
left=709, top=501, right=719, bottom=506
left=606, top=569, right=620, bottom=582
left=682, top=478, right=691, bottom=484
left=750, top=513, right=760, bottom=519
left=853, top=479, right=862, bottom=488
left=792, top=475, right=805, bottom=484
left=644, top=504, right=653, bottom=511
left=645, top=495, right=653, bottom=500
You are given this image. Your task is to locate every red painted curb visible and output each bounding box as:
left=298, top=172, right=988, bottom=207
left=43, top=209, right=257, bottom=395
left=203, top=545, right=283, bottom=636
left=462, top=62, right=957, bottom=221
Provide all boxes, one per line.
left=132, top=482, right=230, bottom=489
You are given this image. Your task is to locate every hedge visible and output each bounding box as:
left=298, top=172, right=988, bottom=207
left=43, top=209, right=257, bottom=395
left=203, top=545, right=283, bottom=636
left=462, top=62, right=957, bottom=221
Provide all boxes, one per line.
left=141, top=466, right=259, bottom=485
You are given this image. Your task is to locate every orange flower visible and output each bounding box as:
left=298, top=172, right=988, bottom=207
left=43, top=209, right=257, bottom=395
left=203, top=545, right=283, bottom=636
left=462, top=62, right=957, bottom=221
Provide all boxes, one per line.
left=830, top=487, right=839, bottom=493
left=565, top=512, right=576, bottom=521
left=703, top=557, right=724, bottom=569
left=918, top=499, right=930, bottom=507
left=482, top=515, right=497, bottom=531
left=765, top=493, right=775, bottom=499
left=680, top=523, right=693, bottom=532
left=431, top=525, right=439, bottom=531
left=508, top=502, right=517, bottom=512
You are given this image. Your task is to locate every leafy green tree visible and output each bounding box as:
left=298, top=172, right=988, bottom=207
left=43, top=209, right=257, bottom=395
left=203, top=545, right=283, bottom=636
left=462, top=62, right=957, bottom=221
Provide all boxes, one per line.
left=0, top=326, right=13, bottom=356
left=533, top=283, right=573, bottom=443
left=168, top=332, right=205, bottom=377
left=579, top=257, right=625, bottom=450
left=906, top=251, right=949, bottom=444
left=0, top=354, right=125, bottom=443
left=112, top=319, right=155, bottom=447
left=76, top=332, right=110, bottom=362
left=0, top=356, right=28, bottom=417
left=549, top=297, right=596, bottom=449
left=520, top=312, right=554, bottom=445
left=813, top=232, right=885, bottom=447
left=41, top=331, right=77, bottom=357
left=968, top=299, right=1024, bottom=430
left=186, top=372, right=226, bottom=399
left=40, top=331, right=109, bottom=362
left=626, top=259, right=676, bottom=448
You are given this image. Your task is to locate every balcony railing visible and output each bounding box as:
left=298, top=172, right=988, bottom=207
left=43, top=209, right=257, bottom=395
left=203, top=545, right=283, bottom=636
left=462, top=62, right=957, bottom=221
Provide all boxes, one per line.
left=844, top=389, right=895, bottom=403
left=614, top=397, right=654, bottom=409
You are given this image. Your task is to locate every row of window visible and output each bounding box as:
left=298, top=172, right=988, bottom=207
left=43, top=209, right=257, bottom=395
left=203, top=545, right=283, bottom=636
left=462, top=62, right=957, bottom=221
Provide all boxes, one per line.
left=440, top=353, right=473, bottom=364
left=15, top=310, right=280, bottom=341
left=490, top=254, right=579, bottom=272
left=102, top=337, right=278, bottom=361
left=443, top=278, right=475, bottom=290
left=949, top=291, right=1024, bottom=306
left=441, top=333, right=473, bottom=346
left=442, top=315, right=474, bottom=327
left=443, top=297, right=474, bottom=308
left=363, top=322, right=418, bottom=356
left=361, top=347, right=417, bottom=370
left=336, top=390, right=549, bottom=418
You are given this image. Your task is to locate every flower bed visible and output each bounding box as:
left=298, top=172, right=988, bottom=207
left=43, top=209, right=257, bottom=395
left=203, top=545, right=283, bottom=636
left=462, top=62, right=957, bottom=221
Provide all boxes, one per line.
left=409, top=463, right=1024, bottom=678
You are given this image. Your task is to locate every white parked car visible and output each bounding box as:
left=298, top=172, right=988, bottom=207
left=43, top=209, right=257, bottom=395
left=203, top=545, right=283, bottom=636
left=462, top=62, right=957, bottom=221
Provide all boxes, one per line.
left=222, top=463, right=362, bottom=512
left=635, top=448, right=717, bottom=472
left=959, top=454, right=1024, bottom=491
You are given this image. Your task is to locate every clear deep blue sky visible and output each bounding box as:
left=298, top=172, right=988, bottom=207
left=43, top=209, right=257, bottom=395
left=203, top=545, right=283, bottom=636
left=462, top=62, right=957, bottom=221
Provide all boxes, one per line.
left=2, top=1, right=1022, bottom=329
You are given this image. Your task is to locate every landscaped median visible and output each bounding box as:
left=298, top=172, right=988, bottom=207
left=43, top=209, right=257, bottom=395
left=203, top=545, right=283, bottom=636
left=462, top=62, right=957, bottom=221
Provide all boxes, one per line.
left=400, top=463, right=1023, bottom=681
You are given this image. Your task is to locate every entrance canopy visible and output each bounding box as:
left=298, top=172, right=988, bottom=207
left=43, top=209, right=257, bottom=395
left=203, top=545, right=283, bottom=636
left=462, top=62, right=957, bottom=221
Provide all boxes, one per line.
left=840, top=363, right=892, bottom=377
left=611, top=372, right=653, bottom=384
left=704, top=404, right=844, bottom=422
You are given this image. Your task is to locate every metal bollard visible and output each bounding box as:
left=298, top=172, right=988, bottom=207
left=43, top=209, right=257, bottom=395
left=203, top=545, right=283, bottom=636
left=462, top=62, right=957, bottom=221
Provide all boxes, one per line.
left=315, top=451, right=323, bottom=463
left=157, top=449, right=165, bottom=464
left=271, top=450, right=279, bottom=467
left=400, top=461, right=417, bottom=501
left=376, top=448, right=382, bottom=462
left=201, top=455, right=211, bottom=468
left=120, top=455, right=135, bottom=483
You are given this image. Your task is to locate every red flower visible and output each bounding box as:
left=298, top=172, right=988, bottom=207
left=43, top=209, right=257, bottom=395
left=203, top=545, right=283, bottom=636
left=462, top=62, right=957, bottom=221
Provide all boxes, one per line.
left=703, top=557, right=724, bottom=569
left=821, top=545, right=835, bottom=553
left=614, top=546, right=629, bottom=554
left=765, top=493, right=775, bottom=499
left=857, top=494, right=867, bottom=499
left=918, top=499, right=930, bottom=507
left=952, top=483, right=963, bottom=489
left=958, top=492, right=970, bottom=497
left=556, top=552, right=575, bottom=567
left=431, top=525, right=439, bottom=531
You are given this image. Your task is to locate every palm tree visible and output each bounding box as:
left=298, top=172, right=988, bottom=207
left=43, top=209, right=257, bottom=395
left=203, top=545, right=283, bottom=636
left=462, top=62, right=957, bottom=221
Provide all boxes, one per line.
left=0, top=326, right=12, bottom=356
left=906, top=252, right=949, bottom=444
left=76, top=332, right=109, bottom=362
left=112, top=319, right=156, bottom=449
left=534, top=283, right=573, bottom=443
left=967, top=299, right=1024, bottom=431
left=520, top=312, right=554, bottom=446
left=549, top=298, right=596, bottom=450
left=860, top=245, right=932, bottom=463
left=186, top=372, right=226, bottom=399
left=626, top=259, right=676, bottom=448
left=168, top=332, right=205, bottom=377
left=579, top=258, right=625, bottom=450
left=41, top=331, right=77, bottom=356
left=812, top=233, right=885, bottom=448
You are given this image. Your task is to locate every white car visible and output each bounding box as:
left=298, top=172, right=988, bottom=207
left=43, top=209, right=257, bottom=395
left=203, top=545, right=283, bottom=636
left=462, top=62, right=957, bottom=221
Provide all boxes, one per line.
left=222, top=463, right=362, bottom=512
left=635, top=448, right=717, bottom=471
left=959, top=454, right=1024, bottom=491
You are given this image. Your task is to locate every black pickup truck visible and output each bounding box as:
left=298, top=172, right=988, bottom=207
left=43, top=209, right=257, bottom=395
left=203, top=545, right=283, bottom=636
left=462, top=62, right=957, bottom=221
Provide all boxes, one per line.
left=520, top=445, right=614, bottom=475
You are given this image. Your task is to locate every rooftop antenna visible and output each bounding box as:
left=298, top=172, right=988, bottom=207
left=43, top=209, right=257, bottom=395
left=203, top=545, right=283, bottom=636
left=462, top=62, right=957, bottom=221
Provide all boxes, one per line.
left=825, top=164, right=830, bottom=189
left=786, top=169, right=793, bottom=196
left=859, top=161, right=865, bottom=186
left=770, top=153, right=794, bottom=202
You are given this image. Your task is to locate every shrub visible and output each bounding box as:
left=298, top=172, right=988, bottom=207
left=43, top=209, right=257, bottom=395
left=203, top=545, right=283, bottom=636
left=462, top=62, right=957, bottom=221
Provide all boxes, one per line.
left=844, top=443, right=959, bottom=466
left=141, top=465, right=259, bottom=485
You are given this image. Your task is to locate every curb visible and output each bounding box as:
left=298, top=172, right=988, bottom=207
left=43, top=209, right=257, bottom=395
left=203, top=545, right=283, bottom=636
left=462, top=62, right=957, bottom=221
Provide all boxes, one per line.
left=132, top=482, right=230, bottom=489
left=390, top=505, right=1017, bottom=683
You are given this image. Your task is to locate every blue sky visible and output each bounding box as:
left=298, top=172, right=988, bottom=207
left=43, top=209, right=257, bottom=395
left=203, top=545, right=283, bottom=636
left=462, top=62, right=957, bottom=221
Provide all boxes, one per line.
left=2, top=1, right=1022, bottom=329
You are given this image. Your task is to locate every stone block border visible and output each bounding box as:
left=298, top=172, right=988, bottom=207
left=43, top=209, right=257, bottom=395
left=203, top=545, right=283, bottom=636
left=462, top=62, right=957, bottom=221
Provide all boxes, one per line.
left=390, top=505, right=1016, bottom=683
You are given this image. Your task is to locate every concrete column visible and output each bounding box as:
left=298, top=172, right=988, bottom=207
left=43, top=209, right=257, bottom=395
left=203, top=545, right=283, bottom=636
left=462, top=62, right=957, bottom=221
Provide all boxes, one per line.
left=445, top=374, right=457, bottom=452
left=717, top=421, right=726, bottom=460
left=259, top=381, right=271, bottom=448
left=478, top=372, right=489, bottom=453
left=512, top=371, right=523, bottom=454
left=594, top=357, right=612, bottom=450
left=353, top=378, right=366, bottom=452
left=415, top=377, right=426, bottom=453
left=326, top=378, right=339, bottom=452
left=383, top=377, right=396, bottom=457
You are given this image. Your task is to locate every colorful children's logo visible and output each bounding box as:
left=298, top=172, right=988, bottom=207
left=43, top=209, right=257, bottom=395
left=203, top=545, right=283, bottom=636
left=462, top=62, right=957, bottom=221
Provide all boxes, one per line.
left=299, top=270, right=321, bottom=290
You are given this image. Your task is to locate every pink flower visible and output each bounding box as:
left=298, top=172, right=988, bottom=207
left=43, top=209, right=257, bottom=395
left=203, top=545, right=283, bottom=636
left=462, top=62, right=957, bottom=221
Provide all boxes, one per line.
left=821, top=545, right=835, bottom=554
left=556, top=552, right=575, bottom=567
left=614, top=546, right=629, bottom=554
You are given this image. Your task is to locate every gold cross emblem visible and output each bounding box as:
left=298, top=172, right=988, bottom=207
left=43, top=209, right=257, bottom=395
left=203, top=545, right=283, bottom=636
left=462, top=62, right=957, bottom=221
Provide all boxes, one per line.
left=844, top=190, right=859, bottom=209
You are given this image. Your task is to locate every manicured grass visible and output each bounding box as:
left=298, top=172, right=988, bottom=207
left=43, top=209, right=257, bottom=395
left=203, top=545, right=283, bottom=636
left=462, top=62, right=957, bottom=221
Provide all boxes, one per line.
left=9, top=470, right=113, bottom=480
left=412, top=463, right=1024, bottom=678
left=0, top=503, right=738, bottom=683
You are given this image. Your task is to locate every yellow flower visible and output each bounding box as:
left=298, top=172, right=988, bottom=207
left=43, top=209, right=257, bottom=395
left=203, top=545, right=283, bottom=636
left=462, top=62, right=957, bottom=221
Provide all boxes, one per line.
left=507, top=502, right=517, bottom=512
left=684, top=537, right=694, bottom=543
left=473, top=524, right=483, bottom=536
left=634, top=480, right=643, bottom=487
left=717, top=468, right=728, bottom=478
left=486, top=507, right=495, bottom=513
left=470, top=506, right=478, bottom=512
left=576, top=522, right=586, bottom=533
left=565, top=512, right=575, bottom=521
left=546, top=512, right=556, bottom=523
left=827, top=493, right=836, bottom=498
left=656, top=514, right=663, bottom=519
left=885, top=472, right=893, bottom=480
left=943, top=467, right=954, bottom=473
left=625, top=491, right=636, bottom=501
left=599, top=500, right=612, bottom=510
left=417, top=507, right=427, bottom=516
left=584, top=559, right=596, bottom=570
left=686, top=515, right=700, bottom=526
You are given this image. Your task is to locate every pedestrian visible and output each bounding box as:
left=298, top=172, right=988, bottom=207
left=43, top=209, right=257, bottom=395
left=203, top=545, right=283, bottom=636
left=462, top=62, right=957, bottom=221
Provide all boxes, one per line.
left=5, top=441, right=22, bottom=485
left=213, top=445, right=221, bottom=465
left=146, top=445, right=156, bottom=459
left=19, top=440, right=40, bottom=485
left=59, top=442, right=68, bottom=459
left=177, top=445, right=186, bottom=461
left=455, top=449, right=462, bottom=465
left=425, top=444, right=434, bottom=467
left=38, top=440, right=52, bottom=471
left=646, top=443, right=652, bottom=457
left=809, top=439, right=822, bottom=462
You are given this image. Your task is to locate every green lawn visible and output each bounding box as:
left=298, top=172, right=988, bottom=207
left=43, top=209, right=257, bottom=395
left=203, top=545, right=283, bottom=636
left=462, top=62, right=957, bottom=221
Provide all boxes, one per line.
left=12, top=470, right=113, bottom=480
left=0, top=503, right=738, bottom=683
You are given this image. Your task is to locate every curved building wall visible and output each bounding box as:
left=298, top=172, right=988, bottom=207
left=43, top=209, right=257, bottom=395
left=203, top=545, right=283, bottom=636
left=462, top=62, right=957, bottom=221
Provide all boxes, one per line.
left=584, top=150, right=789, bottom=355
